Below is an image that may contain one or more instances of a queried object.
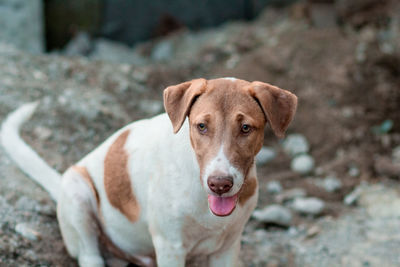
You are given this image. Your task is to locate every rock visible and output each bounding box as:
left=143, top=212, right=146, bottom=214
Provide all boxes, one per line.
left=151, top=40, right=174, bottom=61
left=256, top=147, right=276, bottom=166
left=253, top=205, right=292, bottom=227
left=33, top=126, right=53, bottom=140
left=292, top=197, right=325, bottom=216
left=306, top=225, right=321, bottom=239
left=0, top=0, right=44, bottom=53
left=275, top=188, right=307, bottom=203
left=392, top=146, right=400, bottom=163
left=15, top=223, right=41, bottom=241
left=64, top=32, right=92, bottom=56
left=344, top=186, right=363, bottom=206
left=266, top=180, right=282, bottom=194
left=291, top=154, right=315, bottom=174
left=348, top=165, right=360, bottom=177
left=322, top=175, right=342, bottom=192
left=282, top=134, right=310, bottom=157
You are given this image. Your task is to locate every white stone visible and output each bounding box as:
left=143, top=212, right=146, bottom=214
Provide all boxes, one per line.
left=15, top=223, right=41, bottom=241
left=282, top=134, right=310, bottom=157
left=322, top=176, right=342, bottom=192
left=292, top=197, right=325, bottom=215
left=291, top=154, right=315, bottom=174
left=256, top=147, right=276, bottom=166
left=253, top=205, right=292, bottom=227
left=266, top=180, right=282, bottom=194
left=392, top=146, right=400, bottom=163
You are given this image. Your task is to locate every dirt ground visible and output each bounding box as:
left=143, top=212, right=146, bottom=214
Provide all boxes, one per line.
left=1, top=1, right=400, bottom=266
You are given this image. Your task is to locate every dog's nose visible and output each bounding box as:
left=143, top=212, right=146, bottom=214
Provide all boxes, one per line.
left=207, top=176, right=233, bottom=195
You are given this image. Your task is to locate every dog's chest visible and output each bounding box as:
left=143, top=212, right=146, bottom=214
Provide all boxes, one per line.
left=181, top=211, right=244, bottom=257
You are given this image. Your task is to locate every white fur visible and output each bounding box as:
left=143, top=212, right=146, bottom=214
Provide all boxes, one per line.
left=223, top=77, right=237, bottom=82
left=1, top=104, right=259, bottom=267
left=1, top=102, right=61, bottom=201
left=202, top=146, right=244, bottom=197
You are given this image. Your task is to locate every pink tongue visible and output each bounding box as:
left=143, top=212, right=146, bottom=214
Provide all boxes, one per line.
left=208, top=195, right=238, bottom=216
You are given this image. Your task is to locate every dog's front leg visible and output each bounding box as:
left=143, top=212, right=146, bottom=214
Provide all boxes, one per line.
left=209, top=238, right=241, bottom=267
left=152, top=234, right=186, bottom=267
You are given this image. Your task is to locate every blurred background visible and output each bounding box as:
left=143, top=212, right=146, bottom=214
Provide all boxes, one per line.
left=0, top=0, right=399, bottom=266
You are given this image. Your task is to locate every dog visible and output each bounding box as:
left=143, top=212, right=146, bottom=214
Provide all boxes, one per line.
left=1, top=77, right=297, bottom=267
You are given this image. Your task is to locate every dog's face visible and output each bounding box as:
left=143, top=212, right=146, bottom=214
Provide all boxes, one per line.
left=164, top=78, right=297, bottom=216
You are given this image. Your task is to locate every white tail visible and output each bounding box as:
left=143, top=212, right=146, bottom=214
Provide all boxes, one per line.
left=1, top=102, right=61, bottom=202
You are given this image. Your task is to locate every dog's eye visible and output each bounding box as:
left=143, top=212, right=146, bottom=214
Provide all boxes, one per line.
left=197, top=123, right=207, bottom=133
left=241, top=124, right=252, bottom=134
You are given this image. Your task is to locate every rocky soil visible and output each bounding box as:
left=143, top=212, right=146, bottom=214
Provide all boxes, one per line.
left=1, top=2, right=400, bottom=266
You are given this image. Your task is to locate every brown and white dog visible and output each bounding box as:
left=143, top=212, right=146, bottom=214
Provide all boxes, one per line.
left=1, top=78, right=297, bottom=267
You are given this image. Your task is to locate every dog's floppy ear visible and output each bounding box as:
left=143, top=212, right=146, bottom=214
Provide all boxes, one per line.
left=248, top=81, right=297, bottom=138
left=164, top=78, right=207, bottom=133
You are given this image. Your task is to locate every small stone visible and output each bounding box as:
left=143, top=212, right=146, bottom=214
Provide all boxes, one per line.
left=266, top=180, right=282, bottom=194
left=291, top=154, right=315, bottom=174
left=392, top=146, right=400, bottom=163
left=256, top=147, right=276, bottom=166
left=64, top=32, right=92, bottom=56
left=282, top=134, right=310, bottom=157
left=33, top=126, right=53, bottom=140
left=292, top=197, right=325, bottom=215
left=306, top=225, right=321, bottom=238
left=253, top=205, right=292, bottom=227
left=344, top=187, right=362, bottom=206
left=348, top=165, right=360, bottom=177
left=15, top=223, right=41, bottom=241
left=275, top=188, right=307, bottom=203
left=322, top=175, right=342, bottom=192
left=151, top=40, right=173, bottom=61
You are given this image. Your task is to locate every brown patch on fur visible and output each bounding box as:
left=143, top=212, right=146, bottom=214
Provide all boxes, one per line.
left=238, top=177, right=258, bottom=206
left=188, top=79, right=266, bottom=178
left=247, top=81, right=298, bottom=138
left=104, top=130, right=140, bottom=222
left=71, top=165, right=100, bottom=206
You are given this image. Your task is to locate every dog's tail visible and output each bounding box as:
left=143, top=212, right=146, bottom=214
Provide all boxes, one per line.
left=1, top=102, right=61, bottom=202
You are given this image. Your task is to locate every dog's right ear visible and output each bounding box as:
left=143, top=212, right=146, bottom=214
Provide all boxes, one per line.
left=163, top=78, right=207, bottom=133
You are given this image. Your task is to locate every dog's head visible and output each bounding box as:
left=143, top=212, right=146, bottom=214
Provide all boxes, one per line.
left=164, top=78, right=297, bottom=216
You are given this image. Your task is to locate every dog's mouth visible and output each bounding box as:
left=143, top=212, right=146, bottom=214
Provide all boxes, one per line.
left=207, top=194, right=238, bottom=217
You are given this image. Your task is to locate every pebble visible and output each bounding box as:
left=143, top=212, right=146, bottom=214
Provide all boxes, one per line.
left=306, top=225, right=321, bottom=239
left=151, top=40, right=173, bottom=61
left=344, top=187, right=362, bottom=206
left=256, top=147, right=276, bottom=166
left=15, top=223, right=41, bottom=241
left=266, top=180, right=282, bottom=194
left=322, top=175, right=342, bottom=192
left=33, top=126, right=53, bottom=140
left=275, top=188, right=307, bottom=203
left=282, top=134, right=310, bottom=157
left=253, top=205, right=293, bottom=227
left=291, top=154, right=315, bottom=174
left=392, top=146, right=400, bottom=163
left=292, top=197, right=325, bottom=215
left=348, top=165, right=360, bottom=177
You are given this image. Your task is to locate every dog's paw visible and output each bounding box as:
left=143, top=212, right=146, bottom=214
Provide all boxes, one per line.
left=78, top=254, right=105, bottom=267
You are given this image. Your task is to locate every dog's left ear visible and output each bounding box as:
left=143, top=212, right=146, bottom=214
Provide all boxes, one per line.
left=248, top=81, right=298, bottom=138
left=164, top=78, right=207, bottom=133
